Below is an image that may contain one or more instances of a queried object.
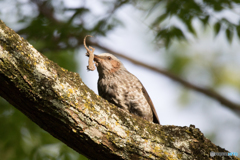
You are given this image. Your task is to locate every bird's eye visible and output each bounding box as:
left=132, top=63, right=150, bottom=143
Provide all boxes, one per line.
left=107, top=56, right=112, bottom=60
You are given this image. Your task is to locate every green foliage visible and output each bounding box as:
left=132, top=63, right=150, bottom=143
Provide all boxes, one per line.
left=226, top=27, right=233, bottom=43
left=138, top=0, right=240, bottom=47
left=156, top=27, right=185, bottom=48
left=1, top=0, right=240, bottom=159
left=214, top=22, right=221, bottom=36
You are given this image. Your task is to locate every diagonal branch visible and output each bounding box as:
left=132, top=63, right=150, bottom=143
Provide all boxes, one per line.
left=1, top=19, right=239, bottom=160
left=20, top=0, right=240, bottom=115
left=89, top=41, right=240, bottom=116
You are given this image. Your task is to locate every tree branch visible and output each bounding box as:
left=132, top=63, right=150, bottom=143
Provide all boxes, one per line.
left=0, top=20, right=239, bottom=160
left=27, top=0, right=240, bottom=117
left=89, top=41, right=240, bottom=116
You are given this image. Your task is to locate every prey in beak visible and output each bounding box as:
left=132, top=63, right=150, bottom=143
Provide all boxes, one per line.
left=83, top=35, right=96, bottom=71
left=93, top=54, right=102, bottom=62
left=93, top=54, right=102, bottom=67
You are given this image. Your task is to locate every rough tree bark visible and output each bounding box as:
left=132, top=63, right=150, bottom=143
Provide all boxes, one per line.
left=0, top=20, right=238, bottom=160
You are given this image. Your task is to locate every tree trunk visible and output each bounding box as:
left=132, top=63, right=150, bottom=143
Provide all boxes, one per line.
left=0, top=19, right=238, bottom=160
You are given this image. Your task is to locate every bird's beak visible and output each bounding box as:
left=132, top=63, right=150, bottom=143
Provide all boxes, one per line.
left=94, top=54, right=102, bottom=62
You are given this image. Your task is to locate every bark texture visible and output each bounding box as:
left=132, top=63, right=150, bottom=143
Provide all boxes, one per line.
left=0, top=20, right=239, bottom=160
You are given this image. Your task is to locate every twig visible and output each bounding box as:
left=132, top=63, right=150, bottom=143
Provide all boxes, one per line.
left=24, top=1, right=240, bottom=116
left=89, top=41, right=240, bottom=116
left=83, top=35, right=96, bottom=71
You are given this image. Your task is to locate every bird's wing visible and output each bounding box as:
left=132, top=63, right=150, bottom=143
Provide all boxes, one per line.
left=140, top=82, right=160, bottom=124
left=97, top=80, right=104, bottom=96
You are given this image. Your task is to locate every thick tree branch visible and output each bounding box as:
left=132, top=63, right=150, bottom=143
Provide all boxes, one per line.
left=0, top=20, right=239, bottom=160
left=26, top=0, right=240, bottom=117
left=89, top=41, right=240, bottom=116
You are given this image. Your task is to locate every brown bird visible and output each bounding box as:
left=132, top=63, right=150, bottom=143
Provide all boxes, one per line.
left=94, top=53, right=160, bottom=124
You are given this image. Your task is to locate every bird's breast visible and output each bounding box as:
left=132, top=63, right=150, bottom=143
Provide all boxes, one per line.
left=98, top=74, right=129, bottom=102
left=98, top=77, right=118, bottom=99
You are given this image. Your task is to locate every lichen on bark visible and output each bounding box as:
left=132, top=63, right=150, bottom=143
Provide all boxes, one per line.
left=0, top=19, right=239, bottom=160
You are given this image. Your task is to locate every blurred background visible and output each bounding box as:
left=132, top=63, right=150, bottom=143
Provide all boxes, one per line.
left=0, top=0, right=240, bottom=159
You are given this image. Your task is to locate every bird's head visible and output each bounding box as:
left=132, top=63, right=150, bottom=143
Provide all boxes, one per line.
left=94, top=53, right=125, bottom=76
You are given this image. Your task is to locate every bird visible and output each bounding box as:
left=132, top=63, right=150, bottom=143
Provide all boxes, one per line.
left=93, top=53, right=160, bottom=124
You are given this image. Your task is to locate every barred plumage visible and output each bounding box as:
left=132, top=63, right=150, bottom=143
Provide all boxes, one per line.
left=94, top=53, right=160, bottom=124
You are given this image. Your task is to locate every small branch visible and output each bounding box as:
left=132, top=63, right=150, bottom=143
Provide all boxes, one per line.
left=89, top=41, right=240, bottom=116
left=21, top=1, right=240, bottom=115
left=1, top=18, right=239, bottom=160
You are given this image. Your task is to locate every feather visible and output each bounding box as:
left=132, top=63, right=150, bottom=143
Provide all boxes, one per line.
left=141, top=82, right=160, bottom=124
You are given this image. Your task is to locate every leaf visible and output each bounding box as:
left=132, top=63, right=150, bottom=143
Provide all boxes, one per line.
left=226, top=28, right=233, bottom=43
left=233, top=0, right=240, bottom=4
left=153, top=14, right=168, bottom=26
left=165, top=37, right=171, bottom=49
left=236, top=26, right=240, bottom=39
left=172, top=27, right=185, bottom=39
left=202, top=15, right=209, bottom=26
left=156, top=27, right=185, bottom=48
left=156, top=28, right=168, bottom=38
left=186, top=19, right=196, bottom=35
left=214, top=22, right=221, bottom=36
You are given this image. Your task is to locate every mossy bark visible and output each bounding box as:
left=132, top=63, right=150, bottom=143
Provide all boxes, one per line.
left=0, top=19, right=239, bottom=160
